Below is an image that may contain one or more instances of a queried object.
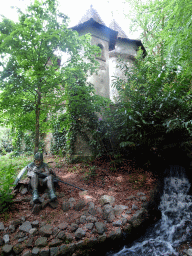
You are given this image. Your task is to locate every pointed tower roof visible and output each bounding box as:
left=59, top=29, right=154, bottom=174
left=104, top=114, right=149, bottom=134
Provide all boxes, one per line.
left=71, top=5, right=118, bottom=51
left=78, top=5, right=106, bottom=26
left=109, top=19, right=128, bottom=39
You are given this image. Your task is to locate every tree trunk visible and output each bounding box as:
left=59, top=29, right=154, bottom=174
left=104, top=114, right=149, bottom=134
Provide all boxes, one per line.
left=34, top=91, right=41, bottom=154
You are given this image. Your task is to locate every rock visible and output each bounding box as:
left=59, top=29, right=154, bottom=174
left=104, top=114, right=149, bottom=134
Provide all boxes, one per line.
left=56, top=231, right=66, bottom=240
left=108, top=228, right=122, bottom=240
left=114, top=205, right=128, bottom=216
left=103, top=204, right=115, bottom=222
left=99, top=234, right=107, bottom=242
left=74, top=199, right=86, bottom=211
left=21, top=187, right=28, bottom=195
left=52, top=227, right=59, bottom=236
left=131, top=209, right=147, bottom=220
left=9, top=224, right=15, bottom=233
left=32, top=204, right=42, bottom=214
left=69, top=197, right=76, bottom=208
left=31, top=220, right=39, bottom=228
left=0, top=222, right=5, bottom=231
left=113, top=220, right=122, bottom=226
left=23, top=250, right=32, bottom=256
left=86, top=216, right=97, bottom=223
left=58, top=222, right=68, bottom=230
left=88, top=202, right=96, bottom=215
left=2, top=244, right=13, bottom=254
left=13, top=243, right=24, bottom=254
left=49, top=239, right=62, bottom=247
left=3, top=234, right=9, bottom=243
left=35, top=237, right=48, bottom=247
left=49, top=200, right=59, bottom=209
left=99, top=195, right=115, bottom=205
left=50, top=247, right=59, bottom=256
left=18, top=236, right=28, bottom=243
left=19, top=221, right=32, bottom=233
left=137, top=192, right=145, bottom=196
left=62, top=200, right=70, bottom=212
left=66, top=233, right=73, bottom=242
left=10, top=219, right=22, bottom=227
left=80, top=215, right=87, bottom=224
left=20, top=216, right=26, bottom=222
left=132, top=204, right=139, bottom=210
left=126, top=195, right=136, bottom=200
left=95, top=222, right=107, bottom=235
left=39, top=224, right=53, bottom=237
left=121, top=217, right=128, bottom=225
left=59, top=244, right=69, bottom=255
left=97, top=206, right=102, bottom=214
left=75, top=228, right=86, bottom=240
left=32, top=247, right=40, bottom=256
left=14, top=232, right=26, bottom=239
left=84, top=223, right=94, bottom=230
left=140, top=196, right=147, bottom=201
left=41, top=199, right=50, bottom=209
left=29, top=228, right=38, bottom=236
left=39, top=248, right=49, bottom=256
left=26, top=238, right=34, bottom=248
left=125, top=210, right=132, bottom=214
left=70, top=223, right=79, bottom=232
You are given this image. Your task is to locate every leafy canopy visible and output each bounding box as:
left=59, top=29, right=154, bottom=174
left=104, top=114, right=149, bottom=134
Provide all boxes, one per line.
left=0, top=0, right=100, bottom=152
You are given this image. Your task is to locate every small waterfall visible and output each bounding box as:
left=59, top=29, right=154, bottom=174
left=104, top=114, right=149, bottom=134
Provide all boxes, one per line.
left=107, top=166, right=192, bottom=256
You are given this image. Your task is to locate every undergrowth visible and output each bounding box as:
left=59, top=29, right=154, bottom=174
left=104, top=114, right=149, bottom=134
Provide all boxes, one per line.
left=0, top=153, right=33, bottom=213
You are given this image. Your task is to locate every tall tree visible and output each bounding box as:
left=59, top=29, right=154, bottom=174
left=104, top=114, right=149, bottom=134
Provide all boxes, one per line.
left=0, top=0, right=99, bottom=153
left=103, top=0, right=192, bottom=161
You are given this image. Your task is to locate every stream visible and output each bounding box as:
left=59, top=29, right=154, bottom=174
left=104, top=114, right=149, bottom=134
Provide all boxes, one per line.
left=106, top=165, right=192, bottom=256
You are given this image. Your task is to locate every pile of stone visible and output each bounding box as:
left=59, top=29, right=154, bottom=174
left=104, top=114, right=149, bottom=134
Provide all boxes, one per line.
left=0, top=193, right=149, bottom=256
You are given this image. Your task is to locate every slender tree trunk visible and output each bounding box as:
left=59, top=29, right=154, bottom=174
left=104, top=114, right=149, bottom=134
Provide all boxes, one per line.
left=34, top=91, right=41, bottom=154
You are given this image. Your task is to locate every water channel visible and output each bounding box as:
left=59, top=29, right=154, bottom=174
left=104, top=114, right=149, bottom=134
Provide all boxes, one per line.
left=106, top=165, right=192, bottom=256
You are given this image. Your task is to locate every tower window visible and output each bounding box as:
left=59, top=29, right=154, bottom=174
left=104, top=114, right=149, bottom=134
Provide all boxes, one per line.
left=96, top=43, right=105, bottom=61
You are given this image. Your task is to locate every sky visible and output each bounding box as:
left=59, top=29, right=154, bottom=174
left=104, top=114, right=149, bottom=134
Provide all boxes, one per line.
left=0, top=0, right=141, bottom=39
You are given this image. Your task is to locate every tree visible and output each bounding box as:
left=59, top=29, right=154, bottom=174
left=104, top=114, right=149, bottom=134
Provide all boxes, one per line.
left=102, top=0, right=192, bottom=165
left=0, top=0, right=100, bottom=153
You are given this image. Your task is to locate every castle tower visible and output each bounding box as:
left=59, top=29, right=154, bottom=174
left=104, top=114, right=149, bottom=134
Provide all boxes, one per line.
left=72, top=5, right=118, bottom=99
left=108, top=19, right=146, bottom=101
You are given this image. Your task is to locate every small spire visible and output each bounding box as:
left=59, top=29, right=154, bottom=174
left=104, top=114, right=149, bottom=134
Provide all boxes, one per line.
left=78, top=5, right=106, bottom=26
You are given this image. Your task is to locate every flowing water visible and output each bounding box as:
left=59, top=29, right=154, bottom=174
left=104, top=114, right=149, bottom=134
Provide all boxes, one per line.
left=106, top=166, right=192, bottom=256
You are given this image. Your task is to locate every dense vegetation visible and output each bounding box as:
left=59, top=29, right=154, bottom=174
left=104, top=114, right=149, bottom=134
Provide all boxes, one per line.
left=0, top=0, right=191, bottom=212
left=101, top=0, right=192, bottom=166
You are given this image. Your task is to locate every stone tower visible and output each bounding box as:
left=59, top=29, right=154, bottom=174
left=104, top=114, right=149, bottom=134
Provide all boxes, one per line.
left=72, top=5, right=117, bottom=99
left=72, top=6, right=146, bottom=102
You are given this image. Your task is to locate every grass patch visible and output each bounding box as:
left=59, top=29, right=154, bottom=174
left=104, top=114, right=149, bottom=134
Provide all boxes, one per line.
left=0, top=153, right=33, bottom=213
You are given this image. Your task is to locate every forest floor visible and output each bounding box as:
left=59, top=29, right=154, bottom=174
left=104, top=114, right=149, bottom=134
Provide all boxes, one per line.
left=0, top=155, right=191, bottom=255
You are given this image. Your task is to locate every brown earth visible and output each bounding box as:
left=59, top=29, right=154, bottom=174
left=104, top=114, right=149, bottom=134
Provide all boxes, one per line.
left=0, top=156, right=157, bottom=254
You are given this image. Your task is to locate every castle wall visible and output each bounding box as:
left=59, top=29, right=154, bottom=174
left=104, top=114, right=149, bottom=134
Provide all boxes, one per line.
left=76, top=28, right=110, bottom=99
left=109, top=40, right=137, bottom=102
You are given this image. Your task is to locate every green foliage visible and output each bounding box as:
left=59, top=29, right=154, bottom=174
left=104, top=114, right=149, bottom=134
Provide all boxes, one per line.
left=0, top=154, right=32, bottom=213
left=0, top=164, right=15, bottom=213
left=0, top=0, right=101, bottom=153
left=99, top=0, right=192, bottom=161
left=0, top=127, right=13, bottom=154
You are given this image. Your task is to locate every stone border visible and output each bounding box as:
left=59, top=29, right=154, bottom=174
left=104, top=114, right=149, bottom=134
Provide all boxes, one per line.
left=0, top=178, right=163, bottom=256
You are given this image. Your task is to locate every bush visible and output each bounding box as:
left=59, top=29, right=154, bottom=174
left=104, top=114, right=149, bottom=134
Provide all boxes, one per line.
left=0, top=154, right=33, bottom=213
left=0, top=164, right=15, bottom=213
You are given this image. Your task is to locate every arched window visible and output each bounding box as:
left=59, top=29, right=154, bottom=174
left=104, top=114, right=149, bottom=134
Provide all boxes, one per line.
left=96, top=43, right=105, bottom=61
